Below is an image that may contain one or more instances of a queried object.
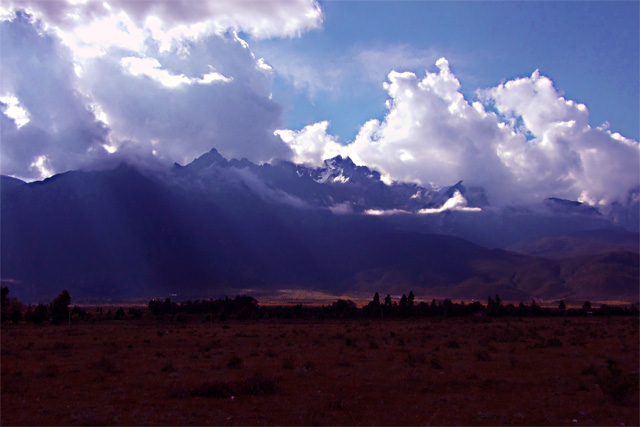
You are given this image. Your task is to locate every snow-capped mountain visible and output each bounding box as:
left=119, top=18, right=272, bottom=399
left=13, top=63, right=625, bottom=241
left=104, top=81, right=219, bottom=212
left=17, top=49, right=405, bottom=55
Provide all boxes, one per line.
left=1, top=148, right=637, bottom=303
left=171, top=148, right=485, bottom=215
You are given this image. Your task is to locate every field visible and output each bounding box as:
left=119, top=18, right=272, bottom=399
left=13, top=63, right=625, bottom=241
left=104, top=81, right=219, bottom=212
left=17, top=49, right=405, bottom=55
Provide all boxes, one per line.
left=2, top=314, right=638, bottom=426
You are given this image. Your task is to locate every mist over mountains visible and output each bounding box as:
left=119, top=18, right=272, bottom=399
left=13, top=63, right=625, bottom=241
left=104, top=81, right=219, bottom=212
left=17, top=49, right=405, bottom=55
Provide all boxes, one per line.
left=1, top=149, right=638, bottom=303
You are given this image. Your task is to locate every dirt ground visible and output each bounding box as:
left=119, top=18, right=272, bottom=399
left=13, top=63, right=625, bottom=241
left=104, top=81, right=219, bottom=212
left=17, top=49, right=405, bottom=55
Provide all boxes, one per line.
left=2, top=315, right=638, bottom=426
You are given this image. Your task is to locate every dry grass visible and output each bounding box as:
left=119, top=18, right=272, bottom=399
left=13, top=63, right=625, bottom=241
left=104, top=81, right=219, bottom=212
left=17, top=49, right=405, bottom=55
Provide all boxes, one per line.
left=1, top=316, right=638, bottom=425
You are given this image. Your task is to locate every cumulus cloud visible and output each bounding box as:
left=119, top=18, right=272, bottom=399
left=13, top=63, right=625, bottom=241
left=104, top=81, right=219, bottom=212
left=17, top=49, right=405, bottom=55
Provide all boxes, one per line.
left=1, top=1, right=322, bottom=179
left=282, top=58, right=639, bottom=207
left=0, top=14, right=109, bottom=179
left=275, top=121, right=342, bottom=166
left=77, top=32, right=290, bottom=166
left=478, top=72, right=639, bottom=205
left=1, top=0, right=323, bottom=44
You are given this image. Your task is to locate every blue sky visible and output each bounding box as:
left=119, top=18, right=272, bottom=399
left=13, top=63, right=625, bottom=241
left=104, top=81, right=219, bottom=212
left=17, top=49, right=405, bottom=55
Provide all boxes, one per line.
left=254, top=1, right=639, bottom=143
left=0, top=0, right=638, bottom=206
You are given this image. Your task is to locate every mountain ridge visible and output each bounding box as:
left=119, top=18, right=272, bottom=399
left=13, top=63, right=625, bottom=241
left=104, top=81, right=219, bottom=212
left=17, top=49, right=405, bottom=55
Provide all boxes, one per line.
left=1, top=149, right=637, bottom=303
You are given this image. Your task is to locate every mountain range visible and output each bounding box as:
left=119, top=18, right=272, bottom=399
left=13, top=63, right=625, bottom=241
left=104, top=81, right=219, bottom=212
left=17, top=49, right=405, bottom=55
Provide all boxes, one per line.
left=1, top=148, right=638, bottom=303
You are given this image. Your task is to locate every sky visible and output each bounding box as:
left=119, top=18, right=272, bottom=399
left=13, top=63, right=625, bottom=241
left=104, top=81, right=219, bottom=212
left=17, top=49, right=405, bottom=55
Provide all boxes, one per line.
left=0, top=0, right=638, bottom=207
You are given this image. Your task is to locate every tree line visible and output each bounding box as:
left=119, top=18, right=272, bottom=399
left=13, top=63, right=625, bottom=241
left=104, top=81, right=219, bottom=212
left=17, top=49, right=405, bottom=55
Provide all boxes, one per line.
left=145, top=291, right=638, bottom=321
left=2, top=286, right=637, bottom=324
left=1, top=287, right=76, bottom=324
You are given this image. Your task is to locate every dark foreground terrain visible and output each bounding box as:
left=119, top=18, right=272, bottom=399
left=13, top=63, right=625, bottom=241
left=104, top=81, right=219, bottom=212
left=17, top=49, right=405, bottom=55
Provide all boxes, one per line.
left=2, top=315, right=638, bottom=426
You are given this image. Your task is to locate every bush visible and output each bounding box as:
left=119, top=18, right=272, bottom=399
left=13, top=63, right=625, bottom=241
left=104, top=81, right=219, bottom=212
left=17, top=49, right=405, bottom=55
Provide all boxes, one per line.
left=95, top=354, right=121, bottom=375
left=476, top=350, right=491, bottom=361
left=161, top=359, right=175, bottom=372
left=596, top=359, right=639, bottom=404
left=190, top=372, right=279, bottom=399
left=238, top=372, right=278, bottom=395
left=50, top=290, right=71, bottom=324
left=226, top=356, right=242, bottom=368
left=430, top=356, right=444, bottom=370
left=191, top=380, right=235, bottom=398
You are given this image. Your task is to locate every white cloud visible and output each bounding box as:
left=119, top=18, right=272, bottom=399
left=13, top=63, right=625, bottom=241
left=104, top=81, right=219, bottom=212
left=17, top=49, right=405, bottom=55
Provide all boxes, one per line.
left=356, top=45, right=442, bottom=84
left=121, top=56, right=192, bottom=88
left=478, top=69, right=639, bottom=205
left=255, top=43, right=440, bottom=102
left=2, top=0, right=322, bottom=55
left=275, top=121, right=342, bottom=166
left=79, top=32, right=291, bottom=167
left=0, top=14, right=109, bottom=180
left=120, top=57, right=232, bottom=88
left=0, top=94, right=30, bottom=128
left=418, top=191, right=481, bottom=214
left=281, top=58, right=639, bottom=207
left=363, top=208, right=410, bottom=216
left=1, top=1, right=311, bottom=179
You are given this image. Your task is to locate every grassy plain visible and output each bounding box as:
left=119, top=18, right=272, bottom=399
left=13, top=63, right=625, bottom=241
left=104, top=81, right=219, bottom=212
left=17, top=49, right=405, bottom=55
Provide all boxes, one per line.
left=2, top=315, right=638, bottom=426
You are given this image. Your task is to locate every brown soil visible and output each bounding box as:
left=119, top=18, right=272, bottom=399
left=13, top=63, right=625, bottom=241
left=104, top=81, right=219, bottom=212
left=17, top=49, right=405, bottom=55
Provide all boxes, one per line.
left=2, top=316, right=638, bottom=426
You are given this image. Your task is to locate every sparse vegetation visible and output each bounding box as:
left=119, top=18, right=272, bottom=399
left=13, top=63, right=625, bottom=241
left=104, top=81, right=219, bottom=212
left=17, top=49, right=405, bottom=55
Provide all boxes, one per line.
left=1, top=288, right=638, bottom=425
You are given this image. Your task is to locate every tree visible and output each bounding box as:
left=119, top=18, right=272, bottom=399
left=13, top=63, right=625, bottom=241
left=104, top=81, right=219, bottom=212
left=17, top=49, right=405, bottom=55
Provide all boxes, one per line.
left=1, top=287, right=23, bottom=323
left=364, top=292, right=382, bottom=318
left=32, top=304, right=49, bottom=323
left=582, top=301, right=592, bottom=313
left=1, top=286, right=9, bottom=322
left=558, top=300, right=566, bottom=310
left=50, top=290, right=71, bottom=324
left=372, top=292, right=380, bottom=307
left=331, top=299, right=357, bottom=318
left=399, top=294, right=408, bottom=306
left=408, top=291, right=415, bottom=306
left=384, top=294, right=392, bottom=307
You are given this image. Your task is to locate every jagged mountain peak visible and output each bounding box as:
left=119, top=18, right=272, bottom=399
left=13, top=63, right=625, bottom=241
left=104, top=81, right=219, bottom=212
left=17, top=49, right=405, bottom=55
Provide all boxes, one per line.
left=544, top=197, right=601, bottom=216
left=324, top=155, right=356, bottom=169
left=174, top=148, right=228, bottom=173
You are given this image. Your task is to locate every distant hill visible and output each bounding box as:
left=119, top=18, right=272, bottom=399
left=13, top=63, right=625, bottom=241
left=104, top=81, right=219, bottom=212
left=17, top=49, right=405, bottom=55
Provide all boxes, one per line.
left=1, top=149, right=637, bottom=303
left=509, top=229, right=639, bottom=258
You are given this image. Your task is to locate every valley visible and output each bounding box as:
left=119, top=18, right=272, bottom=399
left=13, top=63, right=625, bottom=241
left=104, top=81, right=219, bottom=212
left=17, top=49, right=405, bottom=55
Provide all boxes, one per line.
left=2, top=314, right=638, bottom=425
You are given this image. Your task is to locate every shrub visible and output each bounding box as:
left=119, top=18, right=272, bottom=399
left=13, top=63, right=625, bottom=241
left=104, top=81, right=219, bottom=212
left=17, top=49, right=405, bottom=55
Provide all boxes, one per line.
left=430, top=356, right=443, bottom=370
left=596, top=360, right=639, bottom=404
left=42, top=363, right=60, bottom=378
left=406, top=352, right=426, bottom=366
left=546, top=337, right=563, bottom=348
left=53, top=342, right=71, bottom=350
left=238, top=372, right=278, bottom=395
left=476, top=350, right=491, bottom=361
left=95, top=355, right=121, bottom=375
left=161, top=359, right=175, bottom=372
left=190, top=372, right=279, bottom=399
left=226, top=356, right=242, bottom=368
left=191, top=380, right=235, bottom=398
left=281, top=356, right=294, bottom=370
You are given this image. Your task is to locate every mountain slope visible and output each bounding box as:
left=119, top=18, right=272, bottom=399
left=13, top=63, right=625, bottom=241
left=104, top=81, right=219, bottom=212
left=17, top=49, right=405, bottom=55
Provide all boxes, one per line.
left=1, top=151, right=637, bottom=303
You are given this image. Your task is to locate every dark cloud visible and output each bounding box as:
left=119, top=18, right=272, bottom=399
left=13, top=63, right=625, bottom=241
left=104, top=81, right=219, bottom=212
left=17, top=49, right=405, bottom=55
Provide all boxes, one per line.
left=1, top=13, right=108, bottom=179
left=80, top=32, right=291, bottom=166
left=1, top=8, right=296, bottom=179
